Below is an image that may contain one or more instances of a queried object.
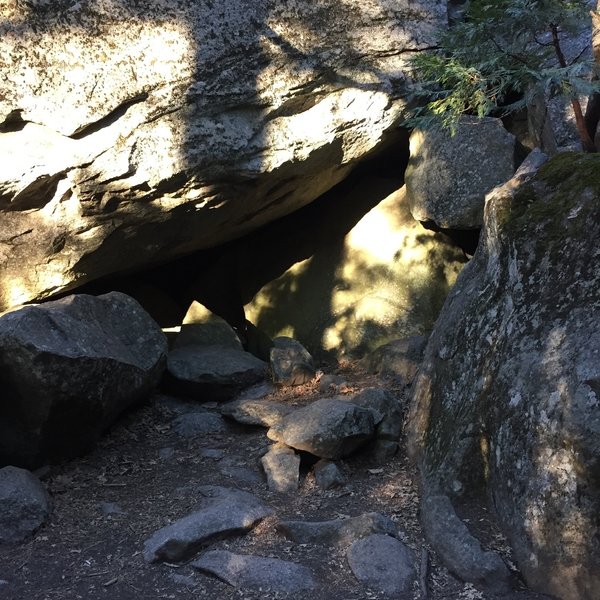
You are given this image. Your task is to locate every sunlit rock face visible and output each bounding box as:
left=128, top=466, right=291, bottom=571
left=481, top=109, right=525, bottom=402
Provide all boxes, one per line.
left=0, top=0, right=446, bottom=312
left=244, top=179, right=466, bottom=358
left=407, top=153, right=600, bottom=600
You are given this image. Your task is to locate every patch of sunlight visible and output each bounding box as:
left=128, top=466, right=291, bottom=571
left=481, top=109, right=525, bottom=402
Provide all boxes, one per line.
left=5, top=280, right=32, bottom=309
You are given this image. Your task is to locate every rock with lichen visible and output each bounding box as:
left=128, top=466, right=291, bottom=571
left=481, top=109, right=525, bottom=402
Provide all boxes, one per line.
left=407, top=152, right=600, bottom=600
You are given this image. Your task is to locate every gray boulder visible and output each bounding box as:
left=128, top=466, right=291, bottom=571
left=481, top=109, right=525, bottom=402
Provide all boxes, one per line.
left=278, top=512, right=397, bottom=547
left=0, top=292, right=167, bottom=468
left=348, top=387, right=403, bottom=461
left=313, top=459, right=348, bottom=489
left=346, top=534, right=416, bottom=595
left=143, top=486, right=272, bottom=563
left=0, top=467, right=50, bottom=543
left=267, top=398, right=377, bottom=459
left=191, top=550, right=318, bottom=593
left=360, top=335, right=428, bottom=384
left=407, top=152, right=600, bottom=600
left=270, top=337, right=315, bottom=386
left=0, top=0, right=446, bottom=314
left=166, top=346, right=267, bottom=402
left=405, top=116, right=516, bottom=228
left=420, top=495, right=513, bottom=593
left=260, top=444, right=300, bottom=493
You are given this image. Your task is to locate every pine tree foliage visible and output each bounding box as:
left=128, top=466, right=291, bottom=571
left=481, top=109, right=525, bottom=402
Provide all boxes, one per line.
left=407, top=0, right=599, bottom=148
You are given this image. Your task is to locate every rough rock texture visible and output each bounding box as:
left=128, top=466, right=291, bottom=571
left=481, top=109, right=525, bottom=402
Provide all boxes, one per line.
left=260, top=444, right=300, bottom=493
left=220, top=398, right=294, bottom=428
left=267, top=398, right=377, bottom=459
left=0, top=467, right=50, bottom=543
left=191, top=550, right=318, bottom=593
left=0, top=292, right=167, bottom=468
left=143, top=486, right=272, bottom=563
left=0, top=0, right=446, bottom=313
left=313, top=459, right=348, bottom=489
left=166, top=346, right=268, bottom=402
left=270, top=337, right=315, bottom=386
left=405, top=116, right=516, bottom=228
left=346, top=533, right=416, bottom=595
left=407, top=153, right=600, bottom=600
left=420, top=495, right=513, bottom=593
left=245, top=180, right=466, bottom=358
left=278, top=512, right=397, bottom=547
left=360, top=335, right=428, bottom=384
left=348, top=387, right=403, bottom=461
left=171, top=412, right=228, bottom=439
left=173, top=302, right=243, bottom=350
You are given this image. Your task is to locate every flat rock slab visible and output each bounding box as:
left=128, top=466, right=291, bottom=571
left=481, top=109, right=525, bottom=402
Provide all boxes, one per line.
left=192, top=550, right=318, bottom=594
left=143, top=486, right=272, bottom=563
left=267, top=398, right=377, bottom=459
left=171, top=412, right=228, bottom=438
left=167, top=345, right=268, bottom=401
left=420, top=495, right=513, bottom=593
left=261, top=445, right=300, bottom=493
left=220, top=398, right=294, bottom=427
left=0, top=466, right=50, bottom=543
left=278, top=512, right=397, bottom=547
left=347, top=534, right=416, bottom=595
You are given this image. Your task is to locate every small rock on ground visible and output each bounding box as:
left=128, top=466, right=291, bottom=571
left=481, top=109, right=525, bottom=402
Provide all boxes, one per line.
left=171, top=412, right=228, bottom=438
left=0, top=466, right=50, bottom=543
left=191, top=550, right=318, bottom=594
left=346, top=533, right=416, bottom=595
left=261, top=444, right=300, bottom=493
left=314, top=459, right=347, bottom=489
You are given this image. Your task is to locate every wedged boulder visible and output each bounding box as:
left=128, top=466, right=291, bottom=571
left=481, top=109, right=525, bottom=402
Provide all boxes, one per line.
left=405, top=116, right=516, bottom=229
left=260, top=444, right=300, bottom=493
left=166, top=346, right=268, bottom=402
left=0, top=0, right=446, bottom=313
left=143, top=486, right=272, bottom=563
left=407, top=153, right=600, bottom=600
left=191, top=550, right=318, bottom=594
left=0, top=292, right=167, bottom=468
left=267, top=398, right=377, bottom=459
left=348, top=387, right=403, bottom=462
left=270, top=337, right=315, bottom=386
left=0, top=467, right=50, bottom=543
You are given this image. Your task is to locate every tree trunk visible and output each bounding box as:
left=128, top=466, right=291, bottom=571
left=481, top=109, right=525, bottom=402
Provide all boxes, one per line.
left=551, top=24, right=596, bottom=152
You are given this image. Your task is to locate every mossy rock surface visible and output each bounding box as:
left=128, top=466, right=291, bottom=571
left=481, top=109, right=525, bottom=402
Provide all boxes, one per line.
left=407, top=152, right=600, bottom=600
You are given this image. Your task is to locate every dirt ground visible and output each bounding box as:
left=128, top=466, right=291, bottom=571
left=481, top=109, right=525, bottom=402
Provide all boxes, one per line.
left=0, top=363, right=554, bottom=600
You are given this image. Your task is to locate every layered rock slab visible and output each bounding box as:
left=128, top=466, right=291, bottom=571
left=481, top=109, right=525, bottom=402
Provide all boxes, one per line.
left=143, top=486, right=272, bottom=563
left=407, top=152, right=600, bottom=600
left=192, top=550, right=318, bottom=594
left=0, top=0, right=446, bottom=312
left=0, top=292, right=167, bottom=468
